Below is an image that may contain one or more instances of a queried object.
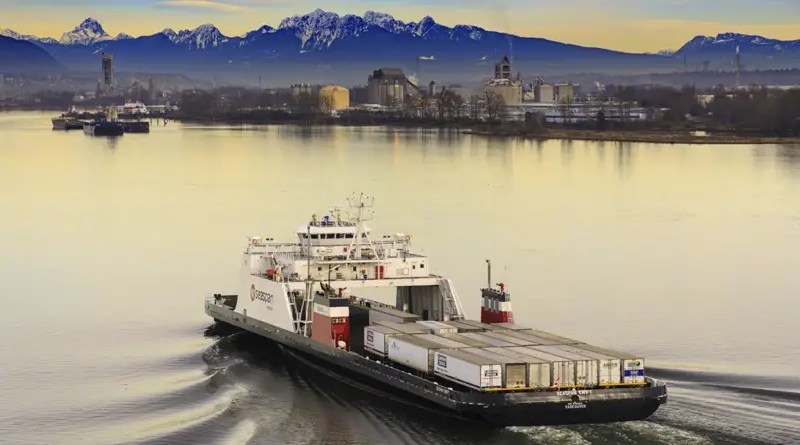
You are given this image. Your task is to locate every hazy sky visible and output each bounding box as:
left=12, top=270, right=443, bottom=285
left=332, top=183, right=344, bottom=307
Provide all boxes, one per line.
left=1, top=0, right=798, bottom=52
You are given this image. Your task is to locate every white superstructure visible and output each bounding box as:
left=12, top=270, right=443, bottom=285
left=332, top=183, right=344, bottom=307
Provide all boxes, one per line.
left=234, top=194, right=465, bottom=338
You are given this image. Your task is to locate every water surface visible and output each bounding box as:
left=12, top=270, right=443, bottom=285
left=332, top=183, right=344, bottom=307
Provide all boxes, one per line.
left=1, top=111, right=799, bottom=444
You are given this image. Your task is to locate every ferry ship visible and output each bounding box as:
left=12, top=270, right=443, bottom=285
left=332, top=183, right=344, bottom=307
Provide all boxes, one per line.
left=204, top=195, right=667, bottom=426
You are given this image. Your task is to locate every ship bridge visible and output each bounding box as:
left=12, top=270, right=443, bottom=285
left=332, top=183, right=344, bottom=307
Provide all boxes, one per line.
left=239, top=195, right=465, bottom=335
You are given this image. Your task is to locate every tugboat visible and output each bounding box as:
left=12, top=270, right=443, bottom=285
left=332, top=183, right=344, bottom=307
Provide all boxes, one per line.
left=51, top=106, right=84, bottom=130
left=83, top=106, right=123, bottom=137
left=204, top=195, right=667, bottom=426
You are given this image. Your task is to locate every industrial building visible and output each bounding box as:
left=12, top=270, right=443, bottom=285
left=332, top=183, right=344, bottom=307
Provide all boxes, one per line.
left=485, top=56, right=522, bottom=105
left=535, top=83, right=577, bottom=104
left=290, top=83, right=313, bottom=97
left=319, top=85, right=350, bottom=111
left=100, top=53, right=114, bottom=96
left=367, top=68, right=421, bottom=106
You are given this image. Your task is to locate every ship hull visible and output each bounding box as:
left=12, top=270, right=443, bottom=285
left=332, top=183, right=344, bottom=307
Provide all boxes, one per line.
left=52, top=118, right=83, bottom=130
left=83, top=122, right=124, bottom=136
left=120, top=121, right=150, bottom=133
left=205, top=301, right=667, bottom=427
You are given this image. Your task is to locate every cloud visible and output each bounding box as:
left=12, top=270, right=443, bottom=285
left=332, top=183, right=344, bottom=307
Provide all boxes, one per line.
left=157, top=1, right=246, bottom=12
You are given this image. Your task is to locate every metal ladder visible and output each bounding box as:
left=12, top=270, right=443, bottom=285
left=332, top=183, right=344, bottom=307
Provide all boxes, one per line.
left=438, top=278, right=465, bottom=321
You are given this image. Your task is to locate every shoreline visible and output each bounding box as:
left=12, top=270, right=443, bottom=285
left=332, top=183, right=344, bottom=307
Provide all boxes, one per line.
left=5, top=107, right=798, bottom=145
left=463, top=128, right=800, bottom=145
left=172, top=116, right=800, bottom=145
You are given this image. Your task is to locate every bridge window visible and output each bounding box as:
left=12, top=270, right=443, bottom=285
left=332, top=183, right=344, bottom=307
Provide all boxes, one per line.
left=311, top=234, right=319, bottom=239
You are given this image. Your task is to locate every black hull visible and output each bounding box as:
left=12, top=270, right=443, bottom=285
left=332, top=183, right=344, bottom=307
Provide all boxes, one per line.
left=206, top=303, right=667, bottom=427
left=121, top=121, right=150, bottom=133
left=285, top=344, right=662, bottom=426
left=84, top=122, right=124, bottom=136
left=52, top=118, right=83, bottom=130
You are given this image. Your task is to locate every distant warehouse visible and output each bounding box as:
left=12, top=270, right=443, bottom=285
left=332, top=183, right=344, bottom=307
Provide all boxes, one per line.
left=319, top=85, right=350, bottom=111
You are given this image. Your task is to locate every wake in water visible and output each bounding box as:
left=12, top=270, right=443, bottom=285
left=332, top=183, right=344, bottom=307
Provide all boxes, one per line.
left=98, top=325, right=791, bottom=445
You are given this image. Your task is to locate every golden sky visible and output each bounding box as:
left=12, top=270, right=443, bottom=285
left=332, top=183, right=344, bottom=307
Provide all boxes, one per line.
left=2, top=0, right=799, bottom=52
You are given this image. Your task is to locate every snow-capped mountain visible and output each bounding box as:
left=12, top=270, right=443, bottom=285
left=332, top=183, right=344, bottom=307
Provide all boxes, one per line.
left=1, top=12, right=798, bottom=80
left=274, top=9, right=490, bottom=50
left=172, top=24, right=229, bottom=49
left=674, top=32, right=800, bottom=69
left=59, top=18, right=111, bottom=45
left=0, top=28, right=57, bottom=44
left=677, top=33, right=800, bottom=54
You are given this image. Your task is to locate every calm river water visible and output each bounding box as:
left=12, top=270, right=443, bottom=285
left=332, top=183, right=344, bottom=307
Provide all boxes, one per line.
left=1, top=111, right=799, bottom=444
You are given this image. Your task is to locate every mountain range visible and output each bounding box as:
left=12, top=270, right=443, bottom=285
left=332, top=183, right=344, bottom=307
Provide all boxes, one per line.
left=1, top=10, right=799, bottom=85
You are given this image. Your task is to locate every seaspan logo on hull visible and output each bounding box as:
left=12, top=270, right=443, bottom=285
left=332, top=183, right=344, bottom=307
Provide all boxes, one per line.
left=250, top=284, right=274, bottom=309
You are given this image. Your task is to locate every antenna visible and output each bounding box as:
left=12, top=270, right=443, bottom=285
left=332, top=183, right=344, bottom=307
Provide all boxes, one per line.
left=486, top=259, right=491, bottom=289
left=346, top=193, right=377, bottom=260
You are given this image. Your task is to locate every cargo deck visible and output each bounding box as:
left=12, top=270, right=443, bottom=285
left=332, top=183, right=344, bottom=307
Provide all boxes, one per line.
left=204, top=195, right=666, bottom=426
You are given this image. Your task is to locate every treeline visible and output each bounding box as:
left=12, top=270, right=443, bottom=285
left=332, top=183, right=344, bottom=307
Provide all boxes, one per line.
left=606, top=85, right=800, bottom=135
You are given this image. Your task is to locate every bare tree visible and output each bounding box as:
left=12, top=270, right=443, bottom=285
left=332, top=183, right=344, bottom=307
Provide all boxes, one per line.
left=558, top=95, right=574, bottom=124
left=468, top=94, right=482, bottom=120
left=438, top=89, right=463, bottom=121
left=318, top=94, right=334, bottom=114
left=484, top=91, right=505, bottom=121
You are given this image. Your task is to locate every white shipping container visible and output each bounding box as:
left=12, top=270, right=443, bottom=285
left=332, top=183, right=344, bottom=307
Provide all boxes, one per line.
left=492, top=322, right=531, bottom=330
left=529, top=345, right=599, bottom=386
left=442, top=321, right=485, bottom=333
left=460, top=332, right=517, bottom=347
left=373, top=320, right=428, bottom=334
left=415, top=320, right=459, bottom=335
left=434, top=349, right=503, bottom=390
left=458, top=320, right=509, bottom=331
left=369, top=306, right=420, bottom=325
left=415, top=334, right=470, bottom=349
left=559, top=345, right=622, bottom=384
left=386, top=334, right=445, bottom=373
left=573, top=344, right=645, bottom=383
left=463, top=348, right=529, bottom=388
left=527, top=329, right=583, bottom=345
left=364, top=325, right=401, bottom=357
left=498, top=347, right=577, bottom=387
left=480, top=331, right=537, bottom=346
left=496, top=329, right=562, bottom=345
left=483, top=347, right=554, bottom=388
left=438, top=333, right=494, bottom=348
